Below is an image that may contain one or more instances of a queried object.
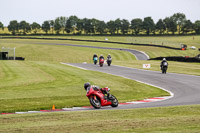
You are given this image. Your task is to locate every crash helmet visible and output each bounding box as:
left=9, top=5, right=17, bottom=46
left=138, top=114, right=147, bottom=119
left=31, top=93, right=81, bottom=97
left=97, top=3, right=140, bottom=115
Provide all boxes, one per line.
left=163, top=58, right=166, bottom=61
left=84, top=82, right=90, bottom=91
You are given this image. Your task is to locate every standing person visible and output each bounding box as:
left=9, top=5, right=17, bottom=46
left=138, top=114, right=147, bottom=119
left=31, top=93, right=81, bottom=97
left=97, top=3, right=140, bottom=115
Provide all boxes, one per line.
left=160, top=58, right=168, bottom=74
left=93, top=53, right=98, bottom=65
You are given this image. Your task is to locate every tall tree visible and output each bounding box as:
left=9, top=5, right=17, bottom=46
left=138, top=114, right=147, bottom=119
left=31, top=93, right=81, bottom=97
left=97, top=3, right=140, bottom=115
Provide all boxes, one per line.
left=156, top=19, right=165, bottom=34
left=54, top=17, right=62, bottom=34
left=76, top=19, right=84, bottom=34
left=143, top=17, right=155, bottom=35
left=163, top=17, right=177, bottom=35
left=194, top=20, right=200, bottom=34
left=107, top=20, right=116, bottom=34
left=121, top=19, right=130, bottom=35
left=172, top=13, right=186, bottom=34
left=59, top=16, right=67, bottom=34
left=91, top=18, right=100, bottom=34
left=0, top=22, right=4, bottom=30
left=65, top=16, right=78, bottom=34
left=131, top=18, right=143, bottom=35
left=81, top=18, right=94, bottom=34
left=114, top=18, right=121, bottom=34
left=31, top=22, right=41, bottom=34
left=8, top=20, right=19, bottom=35
left=19, top=21, right=31, bottom=34
left=96, top=20, right=106, bottom=34
left=182, top=20, right=193, bottom=34
left=49, top=20, right=55, bottom=34
left=42, top=21, right=50, bottom=34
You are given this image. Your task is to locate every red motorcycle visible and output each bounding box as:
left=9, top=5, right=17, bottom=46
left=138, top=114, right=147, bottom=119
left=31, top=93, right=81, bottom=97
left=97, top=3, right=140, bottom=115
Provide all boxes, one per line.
left=86, top=86, right=118, bottom=109
left=99, top=58, right=104, bottom=67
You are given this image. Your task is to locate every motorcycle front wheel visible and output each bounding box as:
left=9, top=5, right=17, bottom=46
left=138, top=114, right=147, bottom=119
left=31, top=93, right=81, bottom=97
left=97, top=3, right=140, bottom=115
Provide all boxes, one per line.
left=89, top=96, right=101, bottom=109
left=110, top=95, right=118, bottom=107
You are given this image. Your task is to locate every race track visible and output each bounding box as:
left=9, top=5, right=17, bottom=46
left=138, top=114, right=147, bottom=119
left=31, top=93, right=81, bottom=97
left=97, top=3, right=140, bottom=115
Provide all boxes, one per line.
left=64, top=63, right=200, bottom=110
left=2, top=42, right=200, bottom=115
left=37, top=42, right=200, bottom=110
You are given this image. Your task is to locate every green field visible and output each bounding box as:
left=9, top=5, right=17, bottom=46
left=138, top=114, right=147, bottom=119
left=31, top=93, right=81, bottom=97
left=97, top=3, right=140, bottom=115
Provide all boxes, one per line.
left=0, top=36, right=200, bottom=132
left=0, top=39, right=199, bottom=76
left=4, top=35, right=200, bottom=48
left=1, top=38, right=200, bottom=58
left=0, top=39, right=136, bottom=62
left=1, top=105, right=200, bottom=132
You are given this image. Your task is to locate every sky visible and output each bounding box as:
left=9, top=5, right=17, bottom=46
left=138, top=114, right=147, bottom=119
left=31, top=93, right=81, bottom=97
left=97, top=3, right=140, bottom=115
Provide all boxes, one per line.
left=0, top=0, right=200, bottom=26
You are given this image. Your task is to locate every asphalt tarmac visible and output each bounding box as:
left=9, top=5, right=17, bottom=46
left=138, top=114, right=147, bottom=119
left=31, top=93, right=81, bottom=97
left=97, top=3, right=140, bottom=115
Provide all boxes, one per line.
left=65, top=63, right=200, bottom=110
left=35, top=42, right=200, bottom=110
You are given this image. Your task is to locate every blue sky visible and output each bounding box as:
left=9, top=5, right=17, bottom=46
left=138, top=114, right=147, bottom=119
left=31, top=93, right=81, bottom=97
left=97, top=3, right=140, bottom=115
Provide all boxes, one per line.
left=0, top=0, right=200, bottom=26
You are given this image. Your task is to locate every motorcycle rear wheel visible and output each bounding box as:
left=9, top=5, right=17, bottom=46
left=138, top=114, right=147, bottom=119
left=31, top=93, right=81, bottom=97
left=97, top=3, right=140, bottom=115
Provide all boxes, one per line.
left=89, top=96, right=101, bottom=109
left=110, top=95, right=118, bottom=107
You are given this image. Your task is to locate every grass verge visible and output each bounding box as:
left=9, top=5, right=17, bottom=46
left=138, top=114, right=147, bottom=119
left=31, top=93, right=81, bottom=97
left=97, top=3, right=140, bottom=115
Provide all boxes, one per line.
left=113, top=60, right=200, bottom=76
left=0, top=105, right=200, bottom=132
left=0, top=38, right=200, bottom=58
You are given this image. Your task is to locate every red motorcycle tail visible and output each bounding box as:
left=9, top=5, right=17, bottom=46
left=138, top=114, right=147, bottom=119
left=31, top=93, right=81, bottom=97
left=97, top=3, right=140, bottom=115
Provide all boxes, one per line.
left=99, top=59, right=104, bottom=67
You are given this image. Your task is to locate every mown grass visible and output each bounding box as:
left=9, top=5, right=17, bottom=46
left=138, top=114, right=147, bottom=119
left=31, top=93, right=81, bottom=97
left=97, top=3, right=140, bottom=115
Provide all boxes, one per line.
left=113, top=60, right=200, bottom=76
left=0, top=39, right=199, bottom=75
left=7, top=35, right=200, bottom=48
left=0, top=37, right=199, bottom=132
left=1, top=38, right=200, bottom=58
left=0, top=105, right=200, bottom=132
left=0, top=39, right=136, bottom=62
left=0, top=61, right=168, bottom=113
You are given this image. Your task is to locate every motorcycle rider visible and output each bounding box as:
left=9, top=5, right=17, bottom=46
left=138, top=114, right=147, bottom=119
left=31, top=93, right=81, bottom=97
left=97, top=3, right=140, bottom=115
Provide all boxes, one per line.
left=107, top=54, right=112, bottom=66
left=160, top=58, right=168, bottom=74
left=93, top=53, right=98, bottom=59
left=99, top=54, right=104, bottom=64
left=93, top=53, right=98, bottom=64
left=84, top=82, right=111, bottom=98
left=99, top=54, right=104, bottom=60
left=107, top=54, right=112, bottom=60
left=93, top=53, right=98, bottom=60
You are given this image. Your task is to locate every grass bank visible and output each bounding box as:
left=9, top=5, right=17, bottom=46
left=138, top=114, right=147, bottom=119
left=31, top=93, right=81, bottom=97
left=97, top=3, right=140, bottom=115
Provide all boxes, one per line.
left=0, top=39, right=199, bottom=76
left=0, top=39, right=136, bottom=62
left=3, top=35, right=200, bottom=48
left=1, top=38, right=199, bottom=58
left=0, top=105, right=200, bottom=132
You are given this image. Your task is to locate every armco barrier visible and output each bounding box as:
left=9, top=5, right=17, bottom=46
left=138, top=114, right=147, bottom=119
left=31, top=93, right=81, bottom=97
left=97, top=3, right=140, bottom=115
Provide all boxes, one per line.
left=150, top=56, right=200, bottom=63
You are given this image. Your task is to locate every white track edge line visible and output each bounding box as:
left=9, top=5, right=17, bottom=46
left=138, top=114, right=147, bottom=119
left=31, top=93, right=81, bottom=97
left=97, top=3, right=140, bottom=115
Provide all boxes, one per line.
left=61, top=63, right=174, bottom=101
left=60, top=62, right=88, bottom=70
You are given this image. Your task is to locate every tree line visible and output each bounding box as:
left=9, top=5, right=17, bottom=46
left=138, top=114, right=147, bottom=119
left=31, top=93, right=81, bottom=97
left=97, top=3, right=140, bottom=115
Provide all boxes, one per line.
left=0, top=13, right=200, bottom=35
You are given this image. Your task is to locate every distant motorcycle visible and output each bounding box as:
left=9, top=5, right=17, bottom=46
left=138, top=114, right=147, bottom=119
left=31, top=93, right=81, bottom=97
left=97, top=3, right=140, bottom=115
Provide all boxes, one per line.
left=161, top=66, right=167, bottom=74
left=99, top=58, right=104, bottom=67
left=161, top=62, right=168, bottom=74
left=86, top=86, right=118, bottom=109
left=107, top=58, right=112, bottom=66
left=93, top=57, right=98, bottom=65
